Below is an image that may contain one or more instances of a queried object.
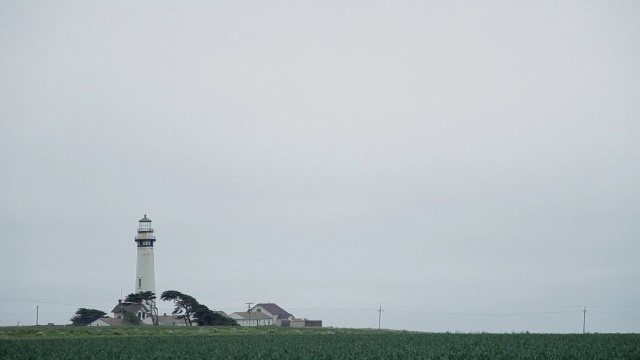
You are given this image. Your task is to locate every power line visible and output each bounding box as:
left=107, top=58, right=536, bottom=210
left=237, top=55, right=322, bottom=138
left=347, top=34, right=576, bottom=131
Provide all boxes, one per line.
left=0, top=296, right=112, bottom=309
left=590, top=310, right=640, bottom=320
left=3, top=296, right=639, bottom=322
left=17, top=306, right=37, bottom=324
left=384, top=304, right=582, bottom=312
left=286, top=303, right=636, bottom=317
left=384, top=309, right=583, bottom=317
left=274, top=303, right=640, bottom=320
left=285, top=307, right=378, bottom=312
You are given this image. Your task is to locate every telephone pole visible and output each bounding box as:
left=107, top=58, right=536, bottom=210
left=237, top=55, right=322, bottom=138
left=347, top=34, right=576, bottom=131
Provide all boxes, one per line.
left=246, top=302, right=254, bottom=326
left=583, top=307, right=587, bottom=334
left=36, top=306, right=39, bottom=326
left=377, top=305, right=383, bottom=329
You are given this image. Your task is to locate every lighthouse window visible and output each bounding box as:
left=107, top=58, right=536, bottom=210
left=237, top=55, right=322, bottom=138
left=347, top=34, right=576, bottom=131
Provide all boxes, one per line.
left=138, top=279, right=142, bottom=288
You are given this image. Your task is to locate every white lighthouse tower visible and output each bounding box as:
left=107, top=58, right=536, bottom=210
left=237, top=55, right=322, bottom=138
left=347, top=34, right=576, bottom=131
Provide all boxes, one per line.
left=134, top=215, right=156, bottom=295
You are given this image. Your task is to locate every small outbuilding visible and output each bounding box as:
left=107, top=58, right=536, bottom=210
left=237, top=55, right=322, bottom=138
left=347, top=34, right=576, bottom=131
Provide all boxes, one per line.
left=282, top=319, right=323, bottom=327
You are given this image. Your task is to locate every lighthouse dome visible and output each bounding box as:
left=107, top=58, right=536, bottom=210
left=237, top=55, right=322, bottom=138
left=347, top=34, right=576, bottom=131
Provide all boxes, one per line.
left=139, top=215, right=152, bottom=222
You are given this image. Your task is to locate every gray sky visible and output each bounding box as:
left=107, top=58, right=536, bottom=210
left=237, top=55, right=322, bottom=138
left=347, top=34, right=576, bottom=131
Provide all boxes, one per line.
left=1, top=0, right=639, bottom=332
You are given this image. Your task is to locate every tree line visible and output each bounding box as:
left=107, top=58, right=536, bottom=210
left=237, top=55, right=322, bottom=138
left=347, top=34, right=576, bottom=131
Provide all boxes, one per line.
left=70, top=290, right=238, bottom=326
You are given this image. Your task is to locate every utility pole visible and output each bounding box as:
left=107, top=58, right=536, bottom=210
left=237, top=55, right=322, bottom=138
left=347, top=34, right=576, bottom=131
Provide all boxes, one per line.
left=36, top=306, right=39, bottom=326
left=246, top=302, right=254, bottom=326
left=583, top=307, right=587, bottom=334
left=377, top=305, right=383, bottom=330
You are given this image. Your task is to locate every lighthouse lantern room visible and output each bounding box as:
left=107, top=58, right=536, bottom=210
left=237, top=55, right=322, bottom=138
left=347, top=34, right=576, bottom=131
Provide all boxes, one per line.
left=134, top=215, right=156, bottom=295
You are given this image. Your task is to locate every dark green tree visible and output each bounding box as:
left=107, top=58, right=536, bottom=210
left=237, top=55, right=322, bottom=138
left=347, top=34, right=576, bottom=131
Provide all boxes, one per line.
left=193, top=304, right=238, bottom=326
left=160, top=290, right=198, bottom=326
left=122, top=311, right=142, bottom=325
left=160, top=290, right=237, bottom=326
left=125, top=291, right=159, bottom=326
left=70, top=308, right=107, bottom=326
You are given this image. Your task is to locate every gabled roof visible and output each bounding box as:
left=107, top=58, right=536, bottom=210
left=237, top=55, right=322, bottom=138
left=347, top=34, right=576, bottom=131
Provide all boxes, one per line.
left=111, top=303, right=145, bottom=314
left=254, top=303, right=291, bottom=317
left=230, top=312, right=272, bottom=320
left=92, top=317, right=125, bottom=326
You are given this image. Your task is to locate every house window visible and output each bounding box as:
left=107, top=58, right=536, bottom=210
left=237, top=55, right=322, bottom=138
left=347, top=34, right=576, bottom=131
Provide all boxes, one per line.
left=256, top=309, right=261, bottom=312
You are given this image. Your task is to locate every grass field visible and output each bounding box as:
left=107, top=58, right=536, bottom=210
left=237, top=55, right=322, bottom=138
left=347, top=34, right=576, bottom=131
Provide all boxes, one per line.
left=1, top=326, right=638, bottom=359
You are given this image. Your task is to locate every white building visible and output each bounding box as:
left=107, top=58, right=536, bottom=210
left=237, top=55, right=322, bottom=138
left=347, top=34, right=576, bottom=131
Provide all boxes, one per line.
left=135, top=215, right=156, bottom=295
left=111, top=301, right=148, bottom=320
left=230, top=304, right=321, bottom=327
left=87, top=216, right=159, bottom=327
left=229, top=311, right=273, bottom=326
left=250, top=303, right=294, bottom=326
left=86, top=301, right=147, bottom=326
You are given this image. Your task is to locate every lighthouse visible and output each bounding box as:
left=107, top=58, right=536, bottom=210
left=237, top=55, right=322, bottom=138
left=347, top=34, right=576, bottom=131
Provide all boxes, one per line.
left=134, top=215, right=156, bottom=295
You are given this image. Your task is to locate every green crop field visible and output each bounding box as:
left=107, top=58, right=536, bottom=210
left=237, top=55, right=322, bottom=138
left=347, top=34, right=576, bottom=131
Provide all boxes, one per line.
left=1, top=326, right=638, bottom=359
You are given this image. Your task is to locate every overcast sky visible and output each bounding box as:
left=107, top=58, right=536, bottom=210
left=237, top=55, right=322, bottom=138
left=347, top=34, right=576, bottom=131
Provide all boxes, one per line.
left=1, top=0, right=639, bottom=332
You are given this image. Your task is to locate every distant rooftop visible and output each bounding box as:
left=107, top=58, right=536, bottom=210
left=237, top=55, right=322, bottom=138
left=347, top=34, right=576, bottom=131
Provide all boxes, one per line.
left=254, top=303, right=292, bottom=317
left=231, top=312, right=272, bottom=320
left=111, top=303, right=145, bottom=314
